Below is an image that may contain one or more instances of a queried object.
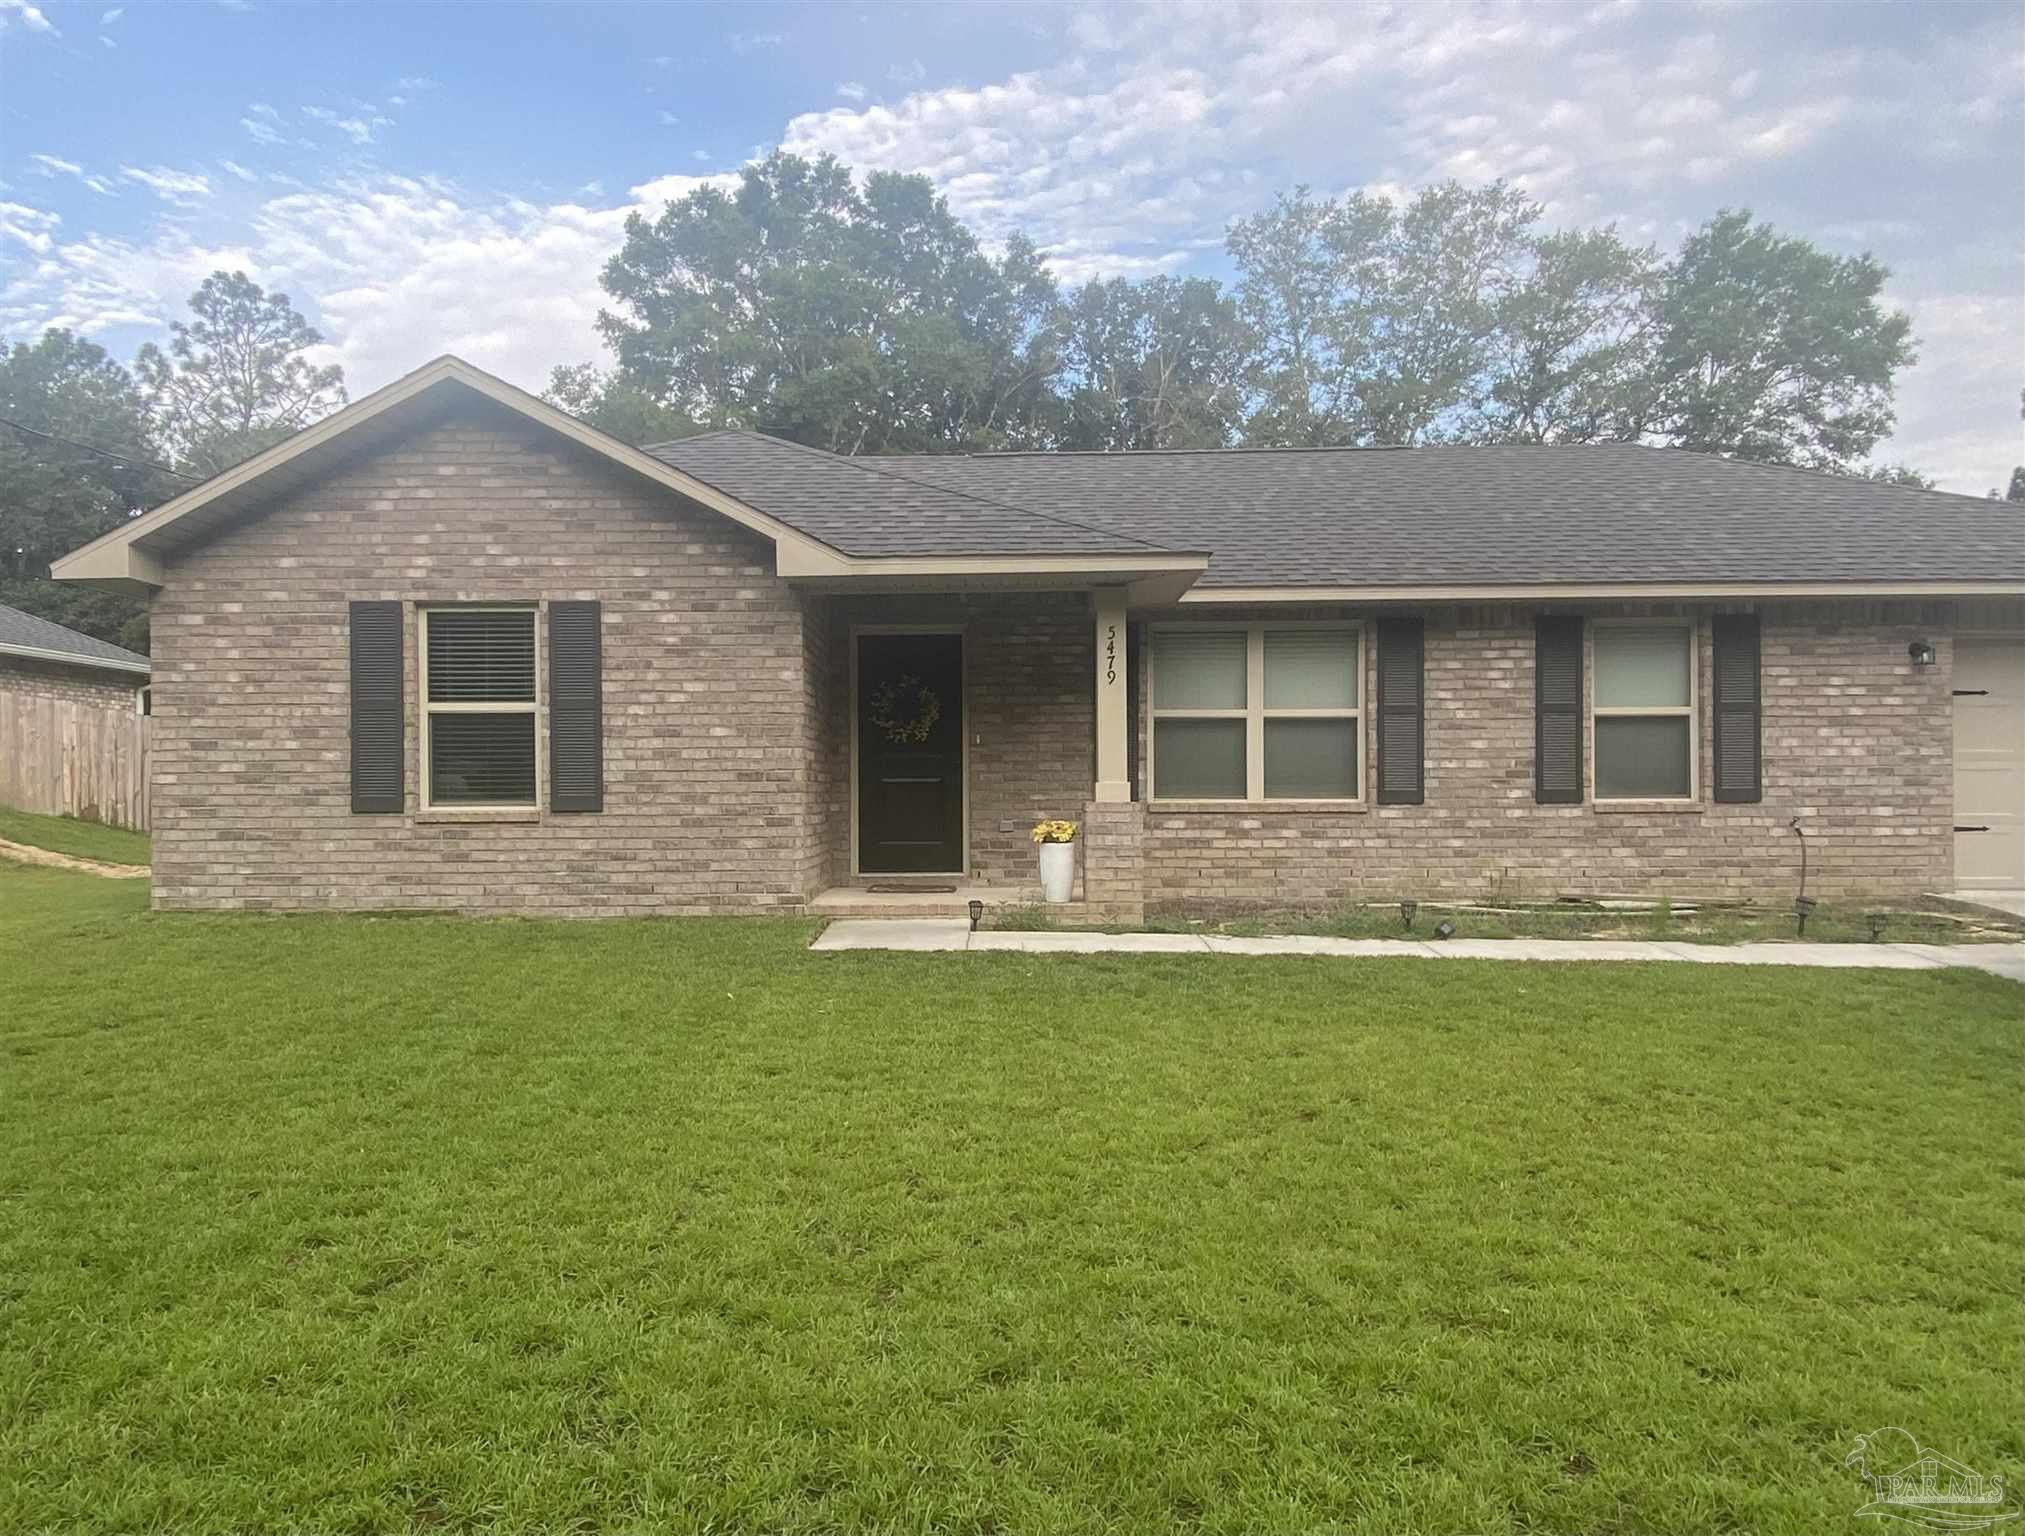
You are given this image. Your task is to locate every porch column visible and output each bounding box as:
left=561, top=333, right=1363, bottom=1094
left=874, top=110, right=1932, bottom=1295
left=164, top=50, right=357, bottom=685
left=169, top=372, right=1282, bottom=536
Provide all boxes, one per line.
left=1093, top=586, right=1131, bottom=803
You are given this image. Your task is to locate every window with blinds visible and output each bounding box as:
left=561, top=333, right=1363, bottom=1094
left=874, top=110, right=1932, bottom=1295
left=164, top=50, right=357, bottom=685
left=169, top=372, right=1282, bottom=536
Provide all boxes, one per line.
left=421, top=607, right=538, bottom=807
left=1592, top=622, right=1696, bottom=801
left=1150, top=625, right=1361, bottom=801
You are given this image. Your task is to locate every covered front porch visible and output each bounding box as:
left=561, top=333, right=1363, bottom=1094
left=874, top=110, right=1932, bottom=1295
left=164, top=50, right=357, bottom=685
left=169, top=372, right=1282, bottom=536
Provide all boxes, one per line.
left=797, top=580, right=1152, bottom=923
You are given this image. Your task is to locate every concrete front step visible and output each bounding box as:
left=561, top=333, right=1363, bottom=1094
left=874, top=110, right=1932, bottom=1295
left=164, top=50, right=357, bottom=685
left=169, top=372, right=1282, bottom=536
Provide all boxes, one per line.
left=808, top=882, right=1084, bottom=920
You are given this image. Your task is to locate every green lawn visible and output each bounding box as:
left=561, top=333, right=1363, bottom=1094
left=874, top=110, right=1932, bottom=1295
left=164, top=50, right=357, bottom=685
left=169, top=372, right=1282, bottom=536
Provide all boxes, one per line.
left=3, top=862, right=2020, bottom=1534
left=0, top=804, right=151, bottom=865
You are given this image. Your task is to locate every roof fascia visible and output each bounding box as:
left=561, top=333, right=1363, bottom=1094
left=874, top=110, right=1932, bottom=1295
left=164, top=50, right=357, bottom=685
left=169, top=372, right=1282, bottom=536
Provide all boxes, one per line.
left=0, top=641, right=150, bottom=676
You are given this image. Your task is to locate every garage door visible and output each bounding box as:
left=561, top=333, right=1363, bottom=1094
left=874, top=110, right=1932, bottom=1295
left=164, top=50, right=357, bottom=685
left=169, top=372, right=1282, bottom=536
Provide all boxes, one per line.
left=1954, top=638, right=2025, bottom=891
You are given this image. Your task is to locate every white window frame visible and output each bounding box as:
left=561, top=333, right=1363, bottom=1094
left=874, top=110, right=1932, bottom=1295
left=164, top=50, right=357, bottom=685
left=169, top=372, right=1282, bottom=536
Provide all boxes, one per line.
left=1590, top=618, right=1698, bottom=804
left=418, top=604, right=542, bottom=812
left=1149, top=621, right=1364, bottom=803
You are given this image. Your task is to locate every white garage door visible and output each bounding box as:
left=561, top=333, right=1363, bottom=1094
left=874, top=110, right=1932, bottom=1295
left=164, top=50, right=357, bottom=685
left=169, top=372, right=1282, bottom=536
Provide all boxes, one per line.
left=1954, top=637, right=2025, bottom=891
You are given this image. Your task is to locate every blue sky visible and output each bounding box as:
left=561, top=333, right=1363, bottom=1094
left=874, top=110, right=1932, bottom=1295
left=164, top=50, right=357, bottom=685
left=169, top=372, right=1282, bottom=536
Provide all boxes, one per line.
left=2, top=0, right=2020, bottom=489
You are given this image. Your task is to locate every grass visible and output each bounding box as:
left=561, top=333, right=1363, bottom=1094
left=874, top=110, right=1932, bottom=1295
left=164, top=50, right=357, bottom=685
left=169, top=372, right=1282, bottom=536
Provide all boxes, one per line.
left=992, top=898, right=2022, bottom=944
left=0, top=804, right=150, bottom=865
left=3, top=861, right=2020, bottom=1534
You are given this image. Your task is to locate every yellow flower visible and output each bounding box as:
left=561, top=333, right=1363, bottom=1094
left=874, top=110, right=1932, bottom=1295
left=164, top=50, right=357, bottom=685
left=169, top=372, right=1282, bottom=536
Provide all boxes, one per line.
left=1031, top=819, right=1078, bottom=844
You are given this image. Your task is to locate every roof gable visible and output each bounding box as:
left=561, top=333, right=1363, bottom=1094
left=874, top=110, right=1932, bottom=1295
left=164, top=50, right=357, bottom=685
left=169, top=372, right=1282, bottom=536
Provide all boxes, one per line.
left=50, top=357, right=850, bottom=590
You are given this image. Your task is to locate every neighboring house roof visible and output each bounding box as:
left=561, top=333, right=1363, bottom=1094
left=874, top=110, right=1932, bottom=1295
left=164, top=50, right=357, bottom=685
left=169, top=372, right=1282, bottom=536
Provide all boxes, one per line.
left=651, top=432, right=2025, bottom=595
left=0, top=602, right=150, bottom=677
left=48, top=353, right=2024, bottom=603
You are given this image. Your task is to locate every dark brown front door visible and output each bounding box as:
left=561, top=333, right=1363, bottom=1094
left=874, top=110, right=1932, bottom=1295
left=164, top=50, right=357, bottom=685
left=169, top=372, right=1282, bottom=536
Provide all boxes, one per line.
left=857, top=632, right=964, bottom=875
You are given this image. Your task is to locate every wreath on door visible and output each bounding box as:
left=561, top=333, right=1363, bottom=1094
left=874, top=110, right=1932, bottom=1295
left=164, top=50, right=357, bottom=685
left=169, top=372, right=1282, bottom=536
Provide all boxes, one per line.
left=869, top=672, right=942, bottom=745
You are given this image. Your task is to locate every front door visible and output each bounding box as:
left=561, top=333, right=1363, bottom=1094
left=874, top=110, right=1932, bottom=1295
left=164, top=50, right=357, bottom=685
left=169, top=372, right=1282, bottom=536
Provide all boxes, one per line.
left=856, top=631, right=964, bottom=875
left=1954, top=637, right=2025, bottom=891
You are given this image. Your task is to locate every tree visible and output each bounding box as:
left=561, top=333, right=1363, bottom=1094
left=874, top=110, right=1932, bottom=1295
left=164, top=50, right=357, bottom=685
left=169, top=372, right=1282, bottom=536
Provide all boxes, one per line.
left=1226, top=187, right=1388, bottom=446
left=1228, top=180, right=1547, bottom=446
left=1646, top=210, right=1914, bottom=470
left=1057, top=275, right=1246, bottom=450
left=543, top=363, right=698, bottom=445
left=1855, top=463, right=1937, bottom=490
left=0, top=330, right=175, bottom=650
left=1472, top=227, right=1662, bottom=443
left=2003, top=387, right=2024, bottom=500
left=594, top=151, right=1060, bottom=454
left=1352, top=180, right=1541, bottom=444
left=136, top=271, right=347, bottom=476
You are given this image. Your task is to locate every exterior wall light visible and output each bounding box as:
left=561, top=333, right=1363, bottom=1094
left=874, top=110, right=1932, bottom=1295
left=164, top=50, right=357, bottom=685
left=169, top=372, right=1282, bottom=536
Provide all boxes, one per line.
left=967, top=899, right=983, bottom=932
left=1432, top=919, right=1457, bottom=941
left=1908, top=639, right=1937, bottom=668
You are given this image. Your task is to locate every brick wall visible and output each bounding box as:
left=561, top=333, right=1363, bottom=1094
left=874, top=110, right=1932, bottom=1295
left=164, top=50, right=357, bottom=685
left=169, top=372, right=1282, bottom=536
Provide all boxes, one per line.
left=1135, top=601, right=1966, bottom=910
left=0, top=654, right=143, bottom=711
left=815, top=592, right=1093, bottom=884
left=1081, top=799, right=1146, bottom=924
left=150, top=400, right=815, bottom=915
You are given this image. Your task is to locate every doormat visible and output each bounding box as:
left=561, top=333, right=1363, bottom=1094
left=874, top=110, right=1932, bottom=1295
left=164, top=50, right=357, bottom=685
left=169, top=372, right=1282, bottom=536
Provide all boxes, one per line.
left=865, top=883, right=958, bottom=894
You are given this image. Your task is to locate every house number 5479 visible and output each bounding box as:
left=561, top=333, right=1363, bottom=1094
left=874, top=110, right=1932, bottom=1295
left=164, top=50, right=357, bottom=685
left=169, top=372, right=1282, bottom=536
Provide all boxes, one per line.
left=1105, top=623, right=1117, bottom=686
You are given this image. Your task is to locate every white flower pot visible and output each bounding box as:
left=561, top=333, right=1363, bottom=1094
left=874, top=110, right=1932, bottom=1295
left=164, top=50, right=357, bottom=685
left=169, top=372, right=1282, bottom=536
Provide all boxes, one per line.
left=1038, top=841, right=1076, bottom=904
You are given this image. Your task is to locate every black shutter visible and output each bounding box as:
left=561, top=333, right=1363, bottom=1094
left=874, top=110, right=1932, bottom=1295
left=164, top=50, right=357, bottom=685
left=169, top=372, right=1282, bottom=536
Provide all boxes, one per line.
left=1534, top=614, right=1584, bottom=805
left=349, top=601, right=403, bottom=813
left=548, top=601, right=603, bottom=813
left=1711, top=613, right=1762, bottom=803
left=1375, top=616, right=1425, bottom=805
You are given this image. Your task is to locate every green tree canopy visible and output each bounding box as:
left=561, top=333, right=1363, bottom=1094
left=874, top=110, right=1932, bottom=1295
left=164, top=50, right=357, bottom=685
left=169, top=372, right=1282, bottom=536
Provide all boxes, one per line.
left=1649, top=210, right=1914, bottom=469
left=543, top=363, right=698, bottom=446
left=595, top=151, right=1060, bottom=453
left=1057, top=275, right=1246, bottom=451
left=0, top=330, right=174, bottom=650
left=1472, top=226, right=1662, bottom=444
left=136, top=271, right=347, bottom=476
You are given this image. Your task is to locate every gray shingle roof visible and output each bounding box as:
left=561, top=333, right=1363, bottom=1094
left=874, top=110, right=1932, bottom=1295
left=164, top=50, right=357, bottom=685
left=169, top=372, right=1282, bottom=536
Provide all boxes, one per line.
left=647, top=432, right=2025, bottom=588
left=0, top=602, right=150, bottom=673
left=645, top=430, right=1188, bottom=558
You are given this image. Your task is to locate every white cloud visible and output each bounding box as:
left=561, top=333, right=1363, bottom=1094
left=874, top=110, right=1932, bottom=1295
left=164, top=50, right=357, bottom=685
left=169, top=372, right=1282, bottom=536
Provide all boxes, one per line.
left=0, top=0, right=57, bottom=34
left=101, top=5, right=123, bottom=21
left=659, top=110, right=679, bottom=126
left=303, top=105, right=387, bottom=145
left=220, top=160, right=258, bottom=183
left=119, top=165, right=214, bottom=203
left=837, top=81, right=867, bottom=102
left=99, top=32, right=114, bottom=46
left=30, top=154, right=84, bottom=178
left=240, top=116, right=286, bottom=146
left=0, top=201, right=60, bottom=254
left=0, top=171, right=739, bottom=397
left=728, top=30, right=782, bottom=53
left=887, top=58, right=926, bottom=84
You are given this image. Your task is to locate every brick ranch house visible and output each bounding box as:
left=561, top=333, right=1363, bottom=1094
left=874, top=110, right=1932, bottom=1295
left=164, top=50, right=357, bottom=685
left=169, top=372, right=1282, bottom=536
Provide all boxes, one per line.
left=52, top=356, right=2025, bottom=921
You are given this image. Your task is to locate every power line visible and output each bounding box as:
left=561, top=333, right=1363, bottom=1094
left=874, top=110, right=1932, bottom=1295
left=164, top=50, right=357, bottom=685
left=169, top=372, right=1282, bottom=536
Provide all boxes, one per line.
left=0, top=416, right=205, bottom=483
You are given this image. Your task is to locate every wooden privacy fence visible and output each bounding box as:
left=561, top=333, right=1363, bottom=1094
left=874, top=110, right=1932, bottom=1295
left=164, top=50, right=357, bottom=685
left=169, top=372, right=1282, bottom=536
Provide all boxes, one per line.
left=0, top=687, right=150, bottom=831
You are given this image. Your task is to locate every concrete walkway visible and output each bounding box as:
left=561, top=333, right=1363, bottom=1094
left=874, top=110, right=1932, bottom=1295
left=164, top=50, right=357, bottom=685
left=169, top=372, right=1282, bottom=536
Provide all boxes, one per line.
left=811, top=919, right=2025, bottom=982
left=0, top=838, right=149, bottom=879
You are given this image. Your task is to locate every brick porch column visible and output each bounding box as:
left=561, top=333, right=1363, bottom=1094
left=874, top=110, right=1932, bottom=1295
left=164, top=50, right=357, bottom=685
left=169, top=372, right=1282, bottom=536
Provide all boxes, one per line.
left=1093, top=586, right=1130, bottom=803
left=1081, top=800, right=1145, bottom=925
